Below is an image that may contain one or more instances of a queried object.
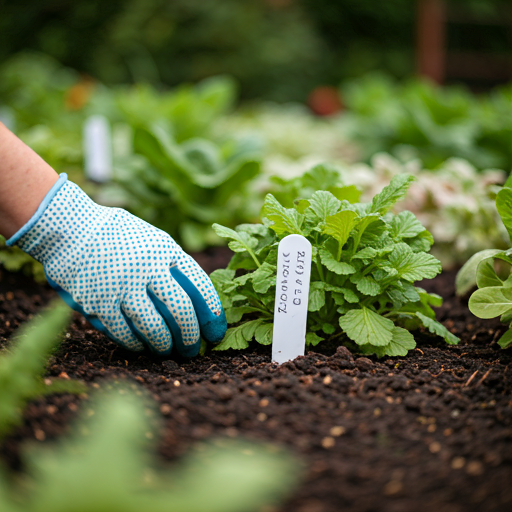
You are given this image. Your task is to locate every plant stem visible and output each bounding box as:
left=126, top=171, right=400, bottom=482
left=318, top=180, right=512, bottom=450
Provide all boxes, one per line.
left=316, top=254, right=325, bottom=281
left=247, top=247, right=261, bottom=268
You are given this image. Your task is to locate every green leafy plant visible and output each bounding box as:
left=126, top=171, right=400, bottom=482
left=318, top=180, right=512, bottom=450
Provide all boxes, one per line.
left=266, top=155, right=508, bottom=269
left=0, top=388, right=300, bottom=512
left=340, top=74, right=512, bottom=171
left=211, top=173, right=458, bottom=356
left=113, top=122, right=262, bottom=251
left=0, top=301, right=85, bottom=438
left=456, top=179, right=512, bottom=348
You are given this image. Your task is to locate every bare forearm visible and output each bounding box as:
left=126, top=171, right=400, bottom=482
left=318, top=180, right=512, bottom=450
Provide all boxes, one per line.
left=0, top=123, right=59, bottom=239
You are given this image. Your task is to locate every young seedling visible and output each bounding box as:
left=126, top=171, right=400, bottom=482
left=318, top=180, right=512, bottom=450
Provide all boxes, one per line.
left=457, top=180, right=512, bottom=348
left=211, top=172, right=458, bottom=356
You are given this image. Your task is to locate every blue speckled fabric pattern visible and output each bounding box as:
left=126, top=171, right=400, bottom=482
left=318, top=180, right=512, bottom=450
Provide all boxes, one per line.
left=12, top=176, right=226, bottom=356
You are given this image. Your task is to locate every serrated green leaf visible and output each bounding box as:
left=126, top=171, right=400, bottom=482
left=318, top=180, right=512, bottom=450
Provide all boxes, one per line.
left=469, top=286, right=512, bottom=319
left=305, top=332, right=323, bottom=346
left=301, top=163, right=341, bottom=190
left=370, top=174, right=415, bottom=214
left=389, top=211, right=425, bottom=239
left=498, top=328, right=512, bottom=348
left=322, top=323, right=336, bottom=335
left=319, top=247, right=356, bottom=275
left=210, top=269, right=236, bottom=291
left=400, top=282, right=422, bottom=302
left=212, top=224, right=258, bottom=253
left=323, top=210, right=358, bottom=247
left=295, top=199, right=311, bottom=214
left=455, top=249, right=505, bottom=296
left=337, top=304, right=349, bottom=315
left=407, top=230, right=434, bottom=252
left=384, top=327, right=416, bottom=356
left=415, top=312, right=459, bottom=345
left=234, top=273, right=252, bottom=287
left=235, top=224, right=270, bottom=237
left=226, top=306, right=260, bottom=324
left=252, top=262, right=277, bottom=294
left=496, top=187, right=512, bottom=243
left=341, top=288, right=360, bottom=303
left=351, top=274, right=381, bottom=296
left=352, top=247, right=378, bottom=259
left=352, top=213, right=380, bottom=237
left=332, top=292, right=345, bottom=306
left=308, top=282, right=326, bottom=312
left=214, top=320, right=262, bottom=351
left=476, top=257, right=503, bottom=289
left=387, top=288, right=417, bottom=309
left=254, top=323, right=273, bottom=345
left=339, top=307, right=394, bottom=346
left=500, top=308, right=512, bottom=324
left=331, top=185, right=361, bottom=203
left=422, top=292, right=443, bottom=307
left=387, top=244, right=441, bottom=282
left=308, top=191, right=341, bottom=221
left=262, top=194, right=304, bottom=235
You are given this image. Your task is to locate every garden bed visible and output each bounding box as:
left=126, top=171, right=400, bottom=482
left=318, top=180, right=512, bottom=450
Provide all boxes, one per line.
left=1, top=252, right=512, bottom=512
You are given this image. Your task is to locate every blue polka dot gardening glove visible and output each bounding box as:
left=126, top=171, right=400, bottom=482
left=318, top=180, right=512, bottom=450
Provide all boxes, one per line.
left=6, top=174, right=226, bottom=356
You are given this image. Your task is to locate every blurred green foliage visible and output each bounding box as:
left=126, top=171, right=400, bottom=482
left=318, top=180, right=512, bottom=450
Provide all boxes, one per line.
left=340, top=74, right=512, bottom=171
left=0, top=387, right=301, bottom=512
left=0, top=304, right=300, bottom=511
left=0, top=301, right=85, bottom=438
left=2, top=0, right=510, bottom=101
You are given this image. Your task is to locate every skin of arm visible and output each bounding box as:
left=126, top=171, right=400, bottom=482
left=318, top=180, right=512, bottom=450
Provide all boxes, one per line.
left=0, top=122, right=59, bottom=239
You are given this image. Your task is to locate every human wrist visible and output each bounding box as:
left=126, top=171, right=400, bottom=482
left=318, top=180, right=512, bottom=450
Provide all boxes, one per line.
left=6, top=173, right=70, bottom=249
left=0, top=124, right=60, bottom=239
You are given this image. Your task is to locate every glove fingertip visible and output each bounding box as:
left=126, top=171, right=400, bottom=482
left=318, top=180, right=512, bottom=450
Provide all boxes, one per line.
left=169, top=266, right=226, bottom=343
left=201, top=309, right=227, bottom=344
left=147, top=289, right=200, bottom=358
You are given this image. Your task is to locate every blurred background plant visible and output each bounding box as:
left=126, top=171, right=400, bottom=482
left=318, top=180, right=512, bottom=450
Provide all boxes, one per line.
left=338, top=74, right=512, bottom=170
left=0, top=302, right=83, bottom=438
left=2, top=1, right=510, bottom=101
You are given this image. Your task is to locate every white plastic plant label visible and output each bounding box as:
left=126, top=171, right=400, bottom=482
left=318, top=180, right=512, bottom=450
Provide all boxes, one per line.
left=272, top=234, right=312, bottom=364
left=83, top=115, right=113, bottom=182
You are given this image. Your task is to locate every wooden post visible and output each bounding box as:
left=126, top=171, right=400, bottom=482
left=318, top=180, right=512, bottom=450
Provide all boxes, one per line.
left=417, top=0, right=446, bottom=83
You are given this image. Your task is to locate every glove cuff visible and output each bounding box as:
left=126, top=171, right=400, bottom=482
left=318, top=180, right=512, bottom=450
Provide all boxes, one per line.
left=6, top=173, right=68, bottom=247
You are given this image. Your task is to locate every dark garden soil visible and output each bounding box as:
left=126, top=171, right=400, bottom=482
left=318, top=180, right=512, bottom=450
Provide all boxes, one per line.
left=1, top=248, right=512, bottom=512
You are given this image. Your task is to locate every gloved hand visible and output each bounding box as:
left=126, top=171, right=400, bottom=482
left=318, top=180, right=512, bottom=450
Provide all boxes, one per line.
left=6, top=174, right=226, bottom=357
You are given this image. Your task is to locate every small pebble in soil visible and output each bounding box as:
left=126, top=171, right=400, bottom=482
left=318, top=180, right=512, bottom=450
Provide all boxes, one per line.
left=429, top=442, right=441, bottom=453
left=34, top=429, right=45, bottom=441
left=329, top=426, right=346, bottom=437
left=452, top=457, right=466, bottom=469
left=321, top=436, right=335, bottom=449
left=466, top=461, right=484, bottom=476
left=160, top=404, right=171, bottom=415
left=384, top=480, right=403, bottom=496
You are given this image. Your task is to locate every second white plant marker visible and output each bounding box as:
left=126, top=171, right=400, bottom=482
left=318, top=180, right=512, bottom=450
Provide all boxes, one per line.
left=272, top=234, right=312, bottom=364
left=83, top=115, right=113, bottom=183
